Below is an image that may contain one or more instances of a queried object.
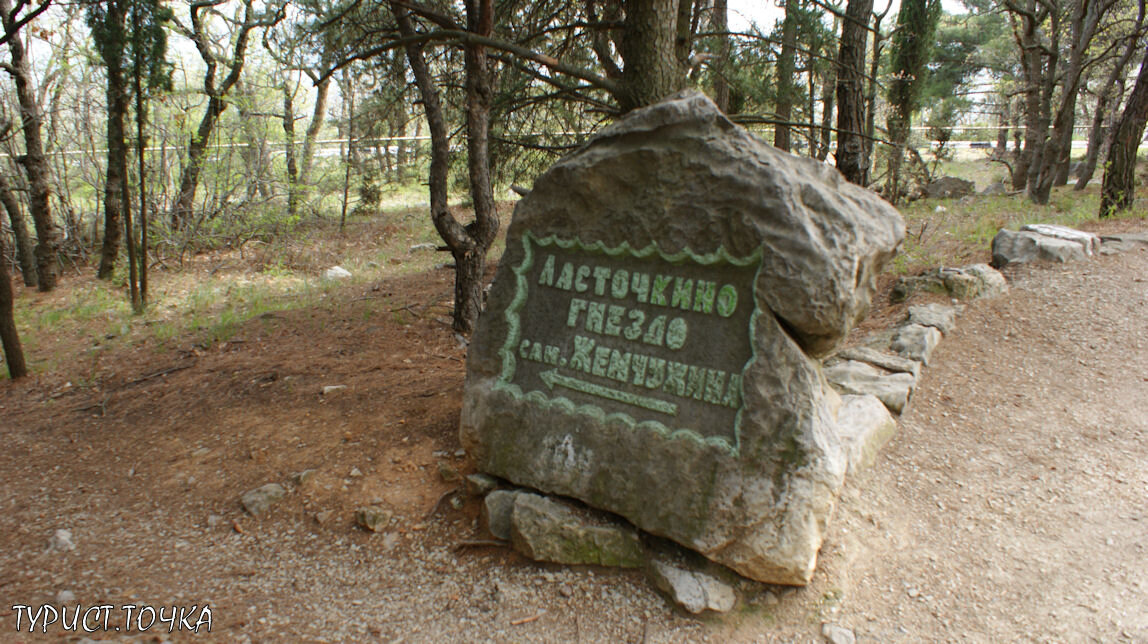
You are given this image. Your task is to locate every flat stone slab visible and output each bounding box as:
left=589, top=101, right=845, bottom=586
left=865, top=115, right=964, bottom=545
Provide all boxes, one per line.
left=907, top=303, right=962, bottom=334
left=462, top=91, right=904, bottom=585
left=1100, top=232, right=1148, bottom=254
left=992, top=229, right=1088, bottom=267
left=510, top=494, right=644, bottom=568
left=833, top=346, right=921, bottom=379
left=648, top=560, right=737, bottom=614
left=892, top=264, right=1007, bottom=301
left=890, top=323, right=943, bottom=365
left=824, top=360, right=916, bottom=414
left=834, top=395, right=898, bottom=474
left=1020, top=224, right=1100, bottom=255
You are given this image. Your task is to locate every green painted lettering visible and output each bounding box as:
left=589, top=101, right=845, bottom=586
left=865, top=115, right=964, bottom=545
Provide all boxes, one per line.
left=585, top=301, right=606, bottom=334
left=592, top=346, right=611, bottom=377
left=663, top=361, right=688, bottom=396
left=665, top=317, right=688, bottom=350
left=650, top=275, right=672, bottom=306
left=631, top=273, right=650, bottom=303
left=611, top=270, right=629, bottom=299
left=538, top=255, right=556, bottom=286
left=644, top=358, right=665, bottom=389
left=722, top=374, right=743, bottom=408
left=604, top=305, right=625, bottom=336
left=544, top=345, right=561, bottom=366
left=593, top=267, right=611, bottom=296
left=519, top=339, right=530, bottom=359
left=642, top=315, right=666, bottom=346
left=556, top=263, right=574, bottom=290
left=693, top=280, right=716, bottom=314
left=623, top=309, right=645, bottom=341
left=575, top=265, right=591, bottom=292
left=529, top=342, right=544, bottom=362
left=685, top=366, right=706, bottom=400
left=671, top=277, right=693, bottom=310
left=716, top=284, right=738, bottom=317
left=567, top=298, right=589, bottom=327
left=570, top=336, right=595, bottom=373
left=704, top=369, right=727, bottom=404
left=606, top=350, right=631, bottom=383
left=631, top=354, right=649, bottom=385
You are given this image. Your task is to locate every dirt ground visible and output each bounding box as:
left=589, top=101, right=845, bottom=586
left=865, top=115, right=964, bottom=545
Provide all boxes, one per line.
left=1, top=219, right=1145, bottom=643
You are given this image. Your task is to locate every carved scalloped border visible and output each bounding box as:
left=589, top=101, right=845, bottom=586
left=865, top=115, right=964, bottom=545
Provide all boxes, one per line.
left=492, top=231, right=763, bottom=456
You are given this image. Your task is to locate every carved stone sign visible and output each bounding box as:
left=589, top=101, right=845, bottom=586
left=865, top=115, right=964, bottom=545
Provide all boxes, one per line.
left=496, top=233, right=760, bottom=453
left=461, top=91, right=905, bottom=585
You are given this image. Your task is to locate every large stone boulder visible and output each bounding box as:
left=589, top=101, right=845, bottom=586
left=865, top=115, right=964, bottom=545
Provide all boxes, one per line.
left=926, top=176, right=975, bottom=199
left=461, top=91, right=904, bottom=585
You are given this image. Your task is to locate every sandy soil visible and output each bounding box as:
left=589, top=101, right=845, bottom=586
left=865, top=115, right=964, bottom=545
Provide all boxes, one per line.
left=1, top=223, right=1145, bottom=643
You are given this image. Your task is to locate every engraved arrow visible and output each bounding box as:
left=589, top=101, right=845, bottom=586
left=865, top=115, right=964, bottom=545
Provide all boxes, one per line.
left=539, top=369, right=678, bottom=416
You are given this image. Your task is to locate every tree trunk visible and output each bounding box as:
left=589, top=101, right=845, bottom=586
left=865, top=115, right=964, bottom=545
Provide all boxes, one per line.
left=299, top=75, right=330, bottom=187
left=1025, top=5, right=1059, bottom=193
left=619, top=0, right=685, bottom=111
left=0, top=227, right=27, bottom=378
left=171, top=96, right=226, bottom=230
left=283, top=82, right=299, bottom=221
left=1077, top=0, right=1144, bottom=189
left=0, top=172, right=36, bottom=287
left=862, top=10, right=886, bottom=186
left=1031, top=0, right=1104, bottom=204
left=712, top=0, right=730, bottom=112
left=1012, top=0, right=1042, bottom=190
left=2, top=0, right=59, bottom=291
left=1100, top=44, right=1148, bottom=216
left=835, top=0, right=874, bottom=184
left=98, top=5, right=128, bottom=280
left=775, top=0, right=798, bottom=151
left=458, top=0, right=500, bottom=333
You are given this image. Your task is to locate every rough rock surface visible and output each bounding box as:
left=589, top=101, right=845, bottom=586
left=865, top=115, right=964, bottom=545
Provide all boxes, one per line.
left=509, top=494, right=644, bottom=568
left=1100, top=232, right=1148, bottom=254
left=354, top=506, right=393, bottom=533
left=926, top=176, right=975, bottom=199
left=892, top=264, right=1007, bottom=301
left=240, top=483, right=286, bottom=517
left=462, top=91, right=904, bottom=585
left=907, top=303, right=962, bottom=334
left=832, top=346, right=921, bottom=379
left=824, top=361, right=916, bottom=414
left=834, top=394, right=898, bottom=474
left=648, top=560, right=737, bottom=614
left=323, top=266, right=352, bottom=281
left=483, top=489, right=523, bottom=540
left=1020, top=224, right=1101, bottom=255
left=891, top=324, right=943, bottom=365
left=991, top=229, right=1088, bottom=267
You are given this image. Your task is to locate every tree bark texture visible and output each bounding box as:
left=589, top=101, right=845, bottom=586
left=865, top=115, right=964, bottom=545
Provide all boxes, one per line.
left=0, top=228, right=27, bottom=378
left=299, top=75, right=329, bottom=187
left=775, top=0, right=798, bottom=151
left=171, top=96, right=226, bottom=230
left=1101, top=44, right=1148, bottom=216
left=0, top=171, right=36, bottom=286
left=2, top=0, right=59, bottom=291
left=97, top=1, right=128, bottom=280
left=834, top=0, right=874, bottom=184
left=619, top=0, right=685, bottom=111
left=712, top=0, right=730, bottom=112
left=282, top=83, right=299, bottom=220
left=1031, top=0, right=1108, bottom=204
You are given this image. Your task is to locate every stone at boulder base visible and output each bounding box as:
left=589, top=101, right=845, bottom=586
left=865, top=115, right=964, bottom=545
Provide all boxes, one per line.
left=824, top=361, right=916, bottom=414
left=461, top=90, right=904, bottom=585
left=648, top=560, right=737, bottom=614
left=907, top=303, right=962, bottom=334
left=891, top=324, right=943, bottom=365
left=834, top=394, right=898, bottom=474
left=833, top=346, right=921, bottom=379
left=509, top=494, right=644, bottom=567
left=483, top=489, right=523, bottom=540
